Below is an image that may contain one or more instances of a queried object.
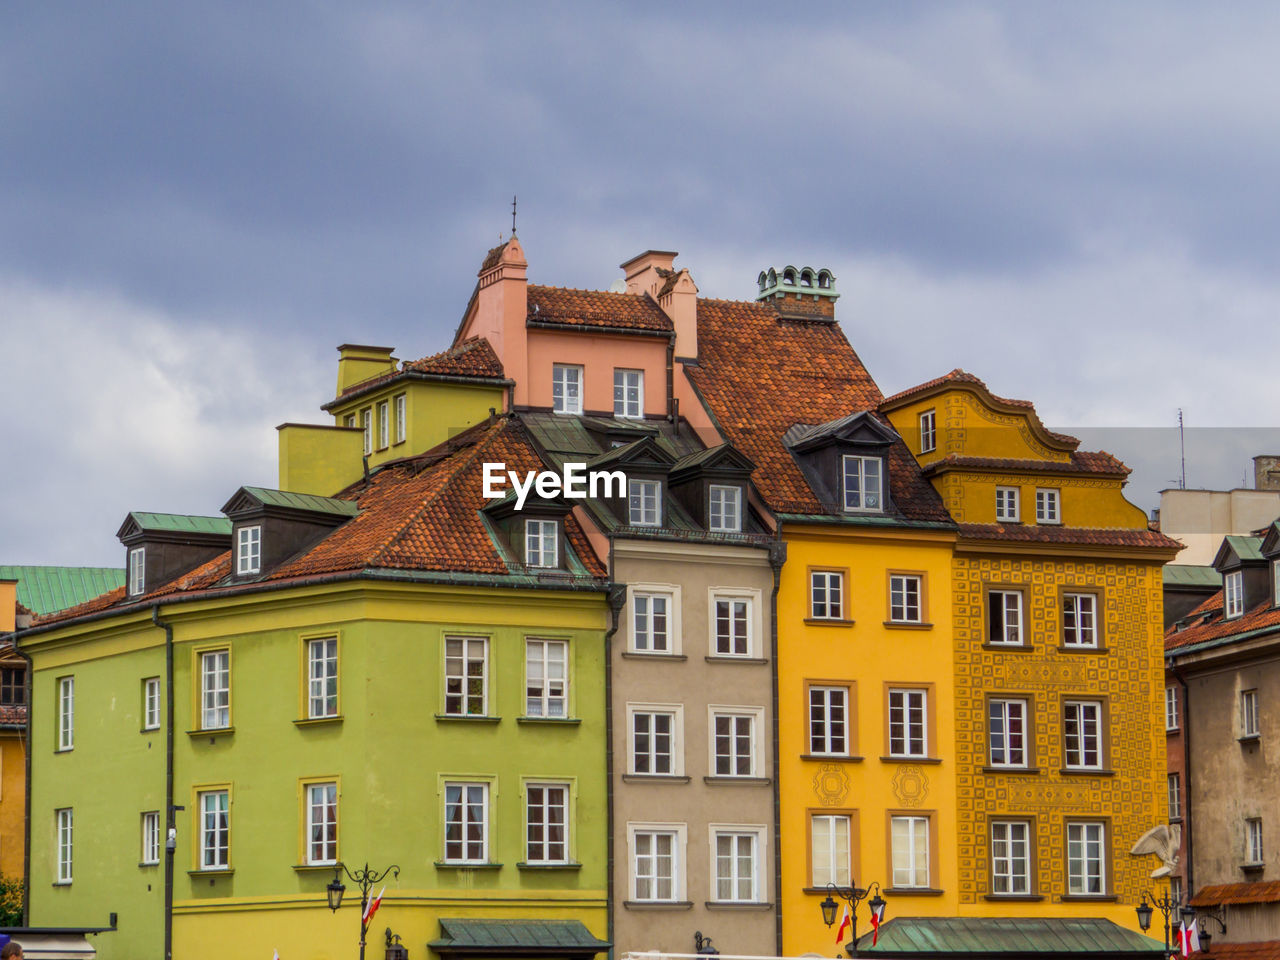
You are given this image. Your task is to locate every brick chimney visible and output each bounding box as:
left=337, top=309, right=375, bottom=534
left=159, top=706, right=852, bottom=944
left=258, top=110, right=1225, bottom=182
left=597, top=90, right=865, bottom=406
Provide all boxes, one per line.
left=472, top=237, right=529, bottom=404
left=622, top=250, right=699, bottom=359
left=1254, top=455, right=1280, bottom=490
left=621, top=250, right=677, bottom=298
left=756, top=265, right=839, bottom=319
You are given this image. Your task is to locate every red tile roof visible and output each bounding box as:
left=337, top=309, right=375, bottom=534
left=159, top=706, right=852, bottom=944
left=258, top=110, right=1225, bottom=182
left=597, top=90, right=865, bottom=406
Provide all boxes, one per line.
left=1166, top=593, right=1280, bottom=651
left=686, top=299, right=950, bottom=521
left=923, top=452, right=1129, bottom=477
left=527, top=285, right=671, bottom=333
left=958, top=523, right=1183, bottom=551
left=404, top=337, right=505, bottom=379
left=0, top=704, right=27, bottom=726
left=1193, top=943, right=1280, bottom=960
left=1192, top=881, right=1280, bottom=907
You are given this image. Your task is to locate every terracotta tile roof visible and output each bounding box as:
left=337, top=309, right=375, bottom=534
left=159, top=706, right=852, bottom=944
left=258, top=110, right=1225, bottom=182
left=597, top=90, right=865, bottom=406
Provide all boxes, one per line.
left=480, top=240, right=511, bottom=273
left=957, top=523, right=1183, bottom=551
left=527, top=285, right=671, bottom=333
left=923, top=451, right=1129, bottom=477
left=404, top=337, right=505, bottom=379
left=1192, top=881, right=1280, bottom=907
left=1166, top=593, right=1280, bottom=651
left=1194, top=944, right=1280, bottom=960
left=686, top=299, right=951, bottom=522
left=0, top=704, right=26, bottom=726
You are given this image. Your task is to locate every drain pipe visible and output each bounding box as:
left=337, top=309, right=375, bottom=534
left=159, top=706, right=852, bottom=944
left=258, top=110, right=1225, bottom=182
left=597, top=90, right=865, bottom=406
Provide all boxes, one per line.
left=768, top=537, right=787, bottom=957
left=153, top=606, right=176, bottom=960
left=603, top=545, right=625, bottom=960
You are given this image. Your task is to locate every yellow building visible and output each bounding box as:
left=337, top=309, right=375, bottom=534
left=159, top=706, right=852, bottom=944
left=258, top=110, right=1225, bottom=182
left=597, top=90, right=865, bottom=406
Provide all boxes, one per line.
left=881, top=369, right=1181, bottom=928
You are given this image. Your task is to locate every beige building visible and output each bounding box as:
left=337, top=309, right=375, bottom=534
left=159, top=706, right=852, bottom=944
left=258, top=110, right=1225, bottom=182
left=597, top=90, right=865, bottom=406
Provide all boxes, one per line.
left=1158, top=456, right=1280, bottom=565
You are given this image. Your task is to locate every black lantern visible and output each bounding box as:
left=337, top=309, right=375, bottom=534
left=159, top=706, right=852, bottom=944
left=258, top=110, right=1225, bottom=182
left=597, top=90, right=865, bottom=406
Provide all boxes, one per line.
left=820, top=893, right=839, bottom=928
left=694, top=932, right=719, bottom=956
left=327, top=870, right=346, bottom=912
left=1180, top=904, right=1197, bottom=928
left=1198, top=926, right=1213, bottom=954
left=821, top=880, right=886, bottom=958
left=1136, top=897, right=1154, bottom=932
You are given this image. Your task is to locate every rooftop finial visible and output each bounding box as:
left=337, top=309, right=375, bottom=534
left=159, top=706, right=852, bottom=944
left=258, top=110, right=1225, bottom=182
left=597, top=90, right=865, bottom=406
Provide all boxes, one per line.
left=511, top=195, right=518, bottom=237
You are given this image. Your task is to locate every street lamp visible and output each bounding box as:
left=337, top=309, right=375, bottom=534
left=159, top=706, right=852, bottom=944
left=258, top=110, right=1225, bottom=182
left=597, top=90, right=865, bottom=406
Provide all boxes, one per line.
left=1197, top=908, right=1227, bottom=955
left=694, top=931, right=719, bottom=956
left=820, top=881, right=886, bottom=957
left=326, top=861, right=401, bottom=960
left=1135, top=890, right=1195, bottom=959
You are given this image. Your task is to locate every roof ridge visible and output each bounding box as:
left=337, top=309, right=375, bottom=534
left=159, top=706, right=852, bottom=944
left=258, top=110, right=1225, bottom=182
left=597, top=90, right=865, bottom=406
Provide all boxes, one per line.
left=527, top=283, right=645, bottom=298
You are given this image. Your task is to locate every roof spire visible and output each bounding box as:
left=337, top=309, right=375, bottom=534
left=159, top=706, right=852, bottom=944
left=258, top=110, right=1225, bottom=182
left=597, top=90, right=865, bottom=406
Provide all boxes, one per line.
left=511, top=195, right=518, bottom=237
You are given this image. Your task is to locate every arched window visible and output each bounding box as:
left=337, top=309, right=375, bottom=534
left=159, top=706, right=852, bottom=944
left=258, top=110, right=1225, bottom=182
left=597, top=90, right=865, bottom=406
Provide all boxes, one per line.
left=800, top=269, right=814, bottom=287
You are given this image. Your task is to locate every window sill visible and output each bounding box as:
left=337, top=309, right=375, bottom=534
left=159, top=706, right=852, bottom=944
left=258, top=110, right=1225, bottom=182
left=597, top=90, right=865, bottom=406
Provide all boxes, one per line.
left=1241, top=863, right=1265, bottom=875
left=1166, top=727, right=1181, bottom=736
left=622, top=774, right=691, bottom=784
left=138, top=861, right=160, bottom=869
left=517, top=861, right=582, bottom=871
left=186, top=727, right=234, bottom=739
left=801, top=754, right=864, bottom=763
left=1061, top=894, right=1118, bottom=902
left=1058, top=645, right=1109, bottom=655
left=623, top=900, right=694, bottom=911
left=293, top=863, right=338, bottom=872
left=54, top=747, right=73, bottom=754
left=622, top=652, right=687, bottom=662
left=804, top=618, right=855, bottom=628
left=294, top=715, right=343, bottom=728
left=434, top=714, right=501, bottom=724
left=1036, top=520, right=1062, bottom=527
left=1239, top=734, right=1261, bottom=744
left=141, top=725, right=161, bottom=734
left=517, top=716, right=581, bottom=725
left=704, top=901, right=773, bottom=910
left=51, top=881, right=72, bottom=887
left=704, top=656, right=768, bottom=665
left=434, top=861, right=503, bottom=870
left=880, top=756, right=942, bottom=765
left=884, top=887, right=944, bottom=897
left=883, top=621, right=933, bottom=631
left=982, top=766, right=1042, bottom=776
left=187, top=869, right=234, bottom=877
left=1059, top=768, right=1114, bottom=777
left=981, top=643, right=1034, bottom=653
left=984, top=893, right=1044, bottom=902
left=703, top=776, right=771, bottom=786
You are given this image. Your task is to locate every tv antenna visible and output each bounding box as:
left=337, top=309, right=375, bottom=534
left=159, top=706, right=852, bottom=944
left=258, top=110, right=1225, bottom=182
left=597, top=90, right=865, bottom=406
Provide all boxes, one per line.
left=1178, top=408, right=1186, bottom=490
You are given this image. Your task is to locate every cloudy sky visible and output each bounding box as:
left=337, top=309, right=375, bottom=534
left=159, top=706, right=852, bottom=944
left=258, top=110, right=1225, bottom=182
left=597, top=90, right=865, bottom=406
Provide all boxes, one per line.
left=3, top=2, right=1279, bottom=566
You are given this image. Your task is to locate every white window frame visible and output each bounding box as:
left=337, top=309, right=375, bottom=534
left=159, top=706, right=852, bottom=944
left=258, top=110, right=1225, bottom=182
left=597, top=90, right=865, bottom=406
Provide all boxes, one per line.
left=1246, top=817, right=1264, bottom=865
left=1241, top=689, right=1260, bottom=738
left=988, top=698, right=1028, bottom=768
left=552, top=364, right=584, bottom=415
left=56, top=807, right=73, bottom=883
left=627, top=703, right=683, bottom=776
left=1035, top=487, right=1061, bottom=524
left=629, top=585, right=679, bottom=655
left=1066, top=821, right=1105, bottom=894
left=1062, top=593, right=1098, bottom=648
left=988, top=590, right=1024, bottom=646
left=808, top=685, right=849, bottom=757
left=996, top=486, right=1020, bottom=523
left=1225, top=570, right=1244, bottom=618
left=710, top=590, right=758, bottom=658
left=709, top=825, right=765, bottom=903
left=709, top=706, right=764, bottom=778
left=394, top=393, right=406, bottom=443
left=889, top=574, right=923, bottom=623
left=142, top=810, right=160, bottom=866
left=811, top=813, right=851, bottom=887
left=525, top=638, right=568, bottom=718
left=344, top=413, right=356, bottom=429
left=305, top=781, right=339, bottom=866
left=1168, top=773, right=1181, bottom=820
left=810, top=570, right=845, bottom=620
left=841, top=454, right=884, bottom=512
left=525, top=518, right=559, bottom=568
left=919, top=409, right=936, bottom=453
left=443, top=781, right=489, bottom=864
left=628, top=479, right=662, bottom=527
left=198, top=789, right=230, bottom=870
left=891, top=815, right=930, bottom=889
left=991, top=821, right=1031, bottom=894
left=377, top=400, right=390, bottom=450
left=58, top=675, right=74, bottom=751
left=888, top=688, right=928, bottom=759
left=628, top=822, right=686, bottom=902
left=200, top=650, right=230, bottom=730
left=236, top=524, right=262, bottom=576
left=128, top=547, right=145, bottom=596
left=361, top=408, right=372, bottom=455
left=525, top=781, right=570, bottom=865
left=444, top=636, right=488, bottom=717
left=307, top=637, right=339, bottom=719
left=1063, top=700, right=1103, bottom=770
left=614, top=369, right=644, bottom=419
left=1165, top=686, right=1179, bottom=731
left=709, top=485, right=742, bottom=533
left=143, top=677, right=161, bottom=731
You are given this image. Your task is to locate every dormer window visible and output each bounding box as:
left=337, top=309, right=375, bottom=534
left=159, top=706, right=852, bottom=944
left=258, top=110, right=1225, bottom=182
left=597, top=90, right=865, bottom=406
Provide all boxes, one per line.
left=709, top=485, right=742, bottom=533
left=1225, top=570, right=1244, bottom=618
left=236, top=525, right=262, bottom=576
left=629, top=479, right=662, bottom=526
left=128, top=547, right=145, bottom=597
left=525, top=519, right=559, bottom=568
left=919, top=410, right=936, bottom=454
left=1274, top=560, right=1280, bottom=606
left=841, top=455, right=883, bottom=512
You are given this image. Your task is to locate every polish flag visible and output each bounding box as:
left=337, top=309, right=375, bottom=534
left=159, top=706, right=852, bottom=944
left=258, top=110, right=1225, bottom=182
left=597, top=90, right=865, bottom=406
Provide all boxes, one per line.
left=363, top=886, right=386, bottom=925
left=870, top=900, right=886, bottom=947
left=1178, top=919, right=1199, bottom=957
left=835, top=903, right=851, bottom=944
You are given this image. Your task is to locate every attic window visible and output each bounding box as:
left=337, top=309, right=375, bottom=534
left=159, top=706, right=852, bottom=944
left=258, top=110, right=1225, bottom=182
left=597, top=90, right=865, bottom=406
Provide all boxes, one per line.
left=842, top=455, right=883, bottom=512
left=709, top=485, right=742, bottom=533
left=1225, top=570, right=1244, bottom=618
left=526, top=519, right=559, bottom=568
left=128, top=547, right=145, bottom=596
left=236, top=525, right=262, bottom=576
left=629, top=479, right=662, bottom=526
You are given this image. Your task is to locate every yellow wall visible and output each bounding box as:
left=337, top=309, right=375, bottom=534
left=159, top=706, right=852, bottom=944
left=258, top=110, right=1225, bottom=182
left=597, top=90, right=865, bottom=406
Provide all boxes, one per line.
left=889, top=390, right=1072, bottom=467
left=931, top=472, right=1149, bottom=528
left=0, top=732, right=24, bottom=881
left=278, top=424, right=365, bottom=497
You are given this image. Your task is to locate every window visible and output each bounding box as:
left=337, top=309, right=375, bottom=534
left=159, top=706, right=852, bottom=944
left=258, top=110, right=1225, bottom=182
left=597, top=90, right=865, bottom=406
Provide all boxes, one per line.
left=711, top=712, right=756, bottom=777
left=143, top=677, right=161, bottom=731
left=1063, top=701, right=1103, bottom=770
left=0, top=667, right=24, bottom=706
left=57, top=676, right=74, bottom=750
left=526, top=639, right=567, bottom=718
left=1241, top=689, right=1260, bottom=738
left=444, top=782, right=488, bottom=863
left=988, top=590, right=1024, bottom=645
left=444, top=637, right=487, bottom=716
left=236, top=525, right=261, bottom=576
left=1062, top=593, right=1098, bottom=648
left=526, top=783, right=569, bottom=864
left=628, top=479, right=661, bottom=526
left=713, top=830, right=759, bottom=902
left=1036, top=488, right=1060, bottom=524
left=1226, top=570, right=1244, bottom=618
left=996, top=486, right=1020, bottom=522
left=632, top=828, right=680, bottom=901
left=810, top=570, right=844, bottom=620
left=808, top=686, right=849, bottom=756
left=525, top=518, right=559, bottom=568
left=632, top=591, right=672, bottom=653
left=198, top=789, right=230, bottom=870
left=919, top=410, right=936, bottom=453
left=343, top=414, right=355, bottom=429
left=709, top=485, right=742, bottom=533
left=200, top=650, right=230, bottom=730
left=1066, top=821, right=1105, bottom=894
left=842, top=455, right=883, bottom=512
left=1275, top=560, right=1280, bottom=605
left=377, top=401, right=389, bottom=449
left=552, top=364, right=583, bottom=415
left=811, top=814, right=851, bottom=887
left=56, top=808, right=73, bottom=883
left=614, top=369, right=643, bottom=418
left=306, top=781, right=338, bottom=865
left=991, top=821, right=1030, bottom=894
left=307, top=637, right=339, bottom=719
left=631, top=709, right=678, bottom=775
left=1165, top=686, right=1180, bottom=731
left=891, top=815, right=929, bottom=888
left=394, top=393, right=406, bottom=443
left=713, top=596, right=751, bottom=657
left=1168, top=773, right=1181, bottom=820
left=142, top=810, right=160, bottom=865
left=1170, top=876, right=1183, bottom=904
left=1246, top=818, right=1264, bottom=864
left=889, top=574, right=923, bottom=623
left=361, top=408, right=372, bottom=455
left=988, top=698, right=1028, bottom=768
left=888, top=688, right=928, bottom=758
left=128, top=547, right=145, bottom=596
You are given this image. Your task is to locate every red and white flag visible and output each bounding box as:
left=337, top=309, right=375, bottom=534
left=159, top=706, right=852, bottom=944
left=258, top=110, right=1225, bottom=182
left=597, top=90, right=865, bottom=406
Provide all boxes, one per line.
left=835, top=903, right=851, bottom=944
left=272, top=951, right=279, bottom=960
left=1178, top=919, right=1199, bottom=957
left=363, top=886, right=386, bottom=925
left=869, top=900, right=886, bottom=947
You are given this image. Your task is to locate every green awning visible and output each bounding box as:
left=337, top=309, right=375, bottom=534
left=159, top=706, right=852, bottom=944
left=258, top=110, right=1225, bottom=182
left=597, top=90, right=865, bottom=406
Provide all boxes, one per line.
left=855, top=917, right=1166, bottom=957
left=429, top=919, right=609, bottom=959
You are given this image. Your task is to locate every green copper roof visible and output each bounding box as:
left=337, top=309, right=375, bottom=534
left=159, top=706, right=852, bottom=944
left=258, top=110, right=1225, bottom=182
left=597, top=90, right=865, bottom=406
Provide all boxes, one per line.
left=429, top=919, right=609, bottom=955
left=127, top=512, right=233, bottom=535
left=0, top=566, right=125, bottom=616
left=857, top=918, right=1165, bottom=956
left=240, top=486, right=360, bottom=517
left=1223, top=535, right=1265, bottom=562
left=1164, top=564, right=1222, bottom=588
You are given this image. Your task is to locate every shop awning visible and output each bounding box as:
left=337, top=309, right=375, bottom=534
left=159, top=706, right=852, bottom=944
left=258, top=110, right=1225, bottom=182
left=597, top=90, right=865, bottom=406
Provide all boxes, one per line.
left=429, top=919, right=610, bottom=960
left=853, top=917, right=1167, bottom=958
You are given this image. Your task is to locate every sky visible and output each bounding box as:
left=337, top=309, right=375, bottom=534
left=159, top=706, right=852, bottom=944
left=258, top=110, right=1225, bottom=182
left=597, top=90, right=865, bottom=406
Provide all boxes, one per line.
left=2, top=1, right=1279, bottom=566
